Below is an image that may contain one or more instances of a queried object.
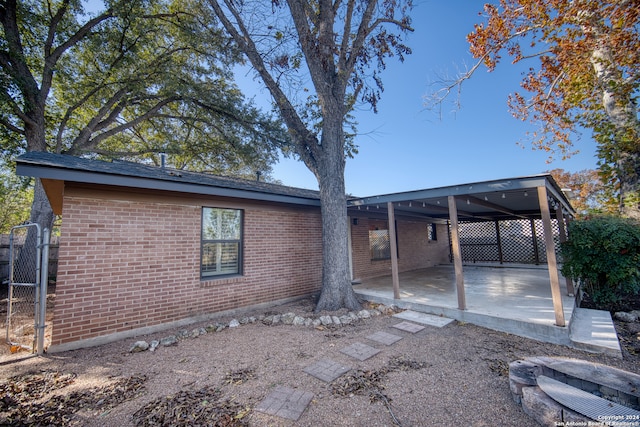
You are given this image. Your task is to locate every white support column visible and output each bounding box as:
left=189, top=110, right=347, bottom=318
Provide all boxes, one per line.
left=387, top=202, right=401, bottom=299
left=447, top=195, right=466, bottom=310
left=555, top=208, right=575, bottom=296
left=538, top=186, right=566, bottom=327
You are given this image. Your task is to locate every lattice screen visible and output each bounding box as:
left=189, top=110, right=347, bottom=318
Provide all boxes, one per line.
left=452, top=218, right=562, bottom=265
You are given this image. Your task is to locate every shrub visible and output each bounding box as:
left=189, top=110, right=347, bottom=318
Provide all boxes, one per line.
left=561, top=216, right=640, bottom=310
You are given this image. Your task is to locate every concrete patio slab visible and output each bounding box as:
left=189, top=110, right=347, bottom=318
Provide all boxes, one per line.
left=303, top=359, right=351, bottom=382
left=340, top=342, right=381, bottom=361
left=354, top=265, right=576, bottom=346
left=366, top=331, right=403, bottom=346
left=391, top=321, right=425, bottom=334
left=393, top=310, right=454, bottom=327
left=255, top=386, right=314, bottom=421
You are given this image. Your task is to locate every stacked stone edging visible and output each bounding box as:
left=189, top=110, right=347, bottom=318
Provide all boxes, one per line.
left=509, top=356, right=640, bottom=425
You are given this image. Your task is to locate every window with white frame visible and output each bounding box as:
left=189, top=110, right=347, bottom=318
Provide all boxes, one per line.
left=201, top=207, right=243, bottom=278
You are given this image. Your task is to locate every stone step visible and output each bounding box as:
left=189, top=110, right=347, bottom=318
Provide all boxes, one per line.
left=528, top=356, right=640, bottom=398
left=537, top=375, right=640, bottom=422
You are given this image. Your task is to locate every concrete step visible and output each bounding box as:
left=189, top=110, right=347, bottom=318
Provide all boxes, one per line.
left=569, top=308, right=622, bottom=358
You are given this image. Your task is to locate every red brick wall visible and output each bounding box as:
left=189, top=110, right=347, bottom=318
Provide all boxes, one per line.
left=53, top=186, right=323, bottom=346
left=350, top=215, right=450, bottom=281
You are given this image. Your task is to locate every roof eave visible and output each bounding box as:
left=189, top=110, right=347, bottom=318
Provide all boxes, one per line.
left=16, top=162, right=321, bottom=207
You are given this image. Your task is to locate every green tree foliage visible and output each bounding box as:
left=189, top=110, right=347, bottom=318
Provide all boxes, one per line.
left=547, top=168, right=615, bottom=217
left=433, top=1, right=639, bottom=218
left=207, top=0, right=413, bottom=310
left=0, top=164, right=32, bottom=233
left=561, top=216, right=640, bottom=310
left=0, top=0, right=287, bottom=230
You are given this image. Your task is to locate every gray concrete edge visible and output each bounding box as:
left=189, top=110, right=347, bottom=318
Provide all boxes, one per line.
left=568, top=307, right=622, bottom=359
left=47, top=294, right=316, bottom=353
left=358, top=293, right=573, bottom=346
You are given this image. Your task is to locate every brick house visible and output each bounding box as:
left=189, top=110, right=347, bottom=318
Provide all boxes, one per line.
left=16, top=152, right=451, bottom=351
left=16, top=152, right=573, bottom=350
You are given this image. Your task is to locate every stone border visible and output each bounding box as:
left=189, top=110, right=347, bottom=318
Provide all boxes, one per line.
left=129, top=305, right=399, bottom=353
left=509, top=356, right=640, bottom=426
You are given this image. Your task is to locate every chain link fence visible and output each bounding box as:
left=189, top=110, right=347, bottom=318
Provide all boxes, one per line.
left=3, top=224, right=49, bottom=353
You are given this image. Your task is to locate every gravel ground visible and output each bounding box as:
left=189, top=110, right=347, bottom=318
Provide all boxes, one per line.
left=1, top=296, right=639, bottom=426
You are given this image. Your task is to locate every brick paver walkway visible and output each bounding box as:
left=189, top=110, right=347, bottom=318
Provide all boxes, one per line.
left=366, top=331, right=403, bottom=346
left=303, top=358, right=351, bottom=382
left=339, top=342, right=381, bottom=361
left=255, top=315, right=444, bottom=422
left=254, top=386, right=314, bottom=421
left=391, top=321, right=426, bottom=333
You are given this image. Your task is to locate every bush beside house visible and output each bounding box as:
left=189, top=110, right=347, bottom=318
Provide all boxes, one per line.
left=561, top=216, right=640, bottom=311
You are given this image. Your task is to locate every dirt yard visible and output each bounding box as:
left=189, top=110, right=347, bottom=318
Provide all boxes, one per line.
left=1, top=296, right=638, bottom=426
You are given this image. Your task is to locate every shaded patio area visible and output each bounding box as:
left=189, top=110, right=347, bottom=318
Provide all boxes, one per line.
left=353, top=264, right=577, bottom=345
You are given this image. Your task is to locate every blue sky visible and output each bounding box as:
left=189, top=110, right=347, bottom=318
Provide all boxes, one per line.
left=257, top=1, right=599, bottom=195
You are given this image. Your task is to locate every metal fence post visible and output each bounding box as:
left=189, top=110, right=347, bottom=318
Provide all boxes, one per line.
left=37, top=228, right=50, bottom=355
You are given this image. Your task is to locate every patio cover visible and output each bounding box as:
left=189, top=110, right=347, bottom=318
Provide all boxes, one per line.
left=347, top=174, right=575, bottom=327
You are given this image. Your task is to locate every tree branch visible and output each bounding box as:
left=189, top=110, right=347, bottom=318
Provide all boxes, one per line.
left=42, top=8, right=114, bottom=100
left=68, top=96, right=180, bottom=154
left=208, top=0, right=320, bottom=174
left=0, top=114, right=24, bottom=135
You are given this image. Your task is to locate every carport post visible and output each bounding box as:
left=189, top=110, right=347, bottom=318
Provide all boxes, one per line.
left=494, top=220, right=504, bottom=264
left=447, top=196, right=466, bottom=310
left=387, top=202, right=401, bottom=299
left=555, top=208, right=575, bottom=296
left=537, top=186, right=565, bottom=327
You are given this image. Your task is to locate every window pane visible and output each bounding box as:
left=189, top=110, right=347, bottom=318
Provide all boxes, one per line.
left=203, top=208, right=242, bottom=240
left=428, top=223, right=437, bottom=241
left=202, top=242, right=239, bottom=277
left=369, top=229, right=390, bottom=260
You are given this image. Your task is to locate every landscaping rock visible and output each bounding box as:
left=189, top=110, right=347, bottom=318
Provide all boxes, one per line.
left=130, top=301, right=400, bottom=356
left=339, top=315, right=352, bottom=325
left=160, top=336, right=178, bottom=347
left=357, top=310, right=371, bottom=319
left=320, top=315, right=333, bottom=326
left=614, top=311, right=638, bottom=322
left=262, top=315, right=275, bottom=325
left=129, top=341, right=149, bottom=353
left=281, top=312, right=296, bottom=325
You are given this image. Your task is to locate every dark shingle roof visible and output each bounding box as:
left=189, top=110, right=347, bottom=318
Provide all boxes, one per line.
left=16, top=152, right=320, bottom=206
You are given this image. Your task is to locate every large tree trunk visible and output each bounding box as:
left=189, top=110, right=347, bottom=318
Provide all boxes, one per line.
left=19, top=113, right=55, bottom=280
left=314, top=114, right=361, bottom=312
left=591, top=42, right=640, bottom=219
left=617, top=150, right=640, bottom=220
left=29, top=179, right=54, bottom=232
